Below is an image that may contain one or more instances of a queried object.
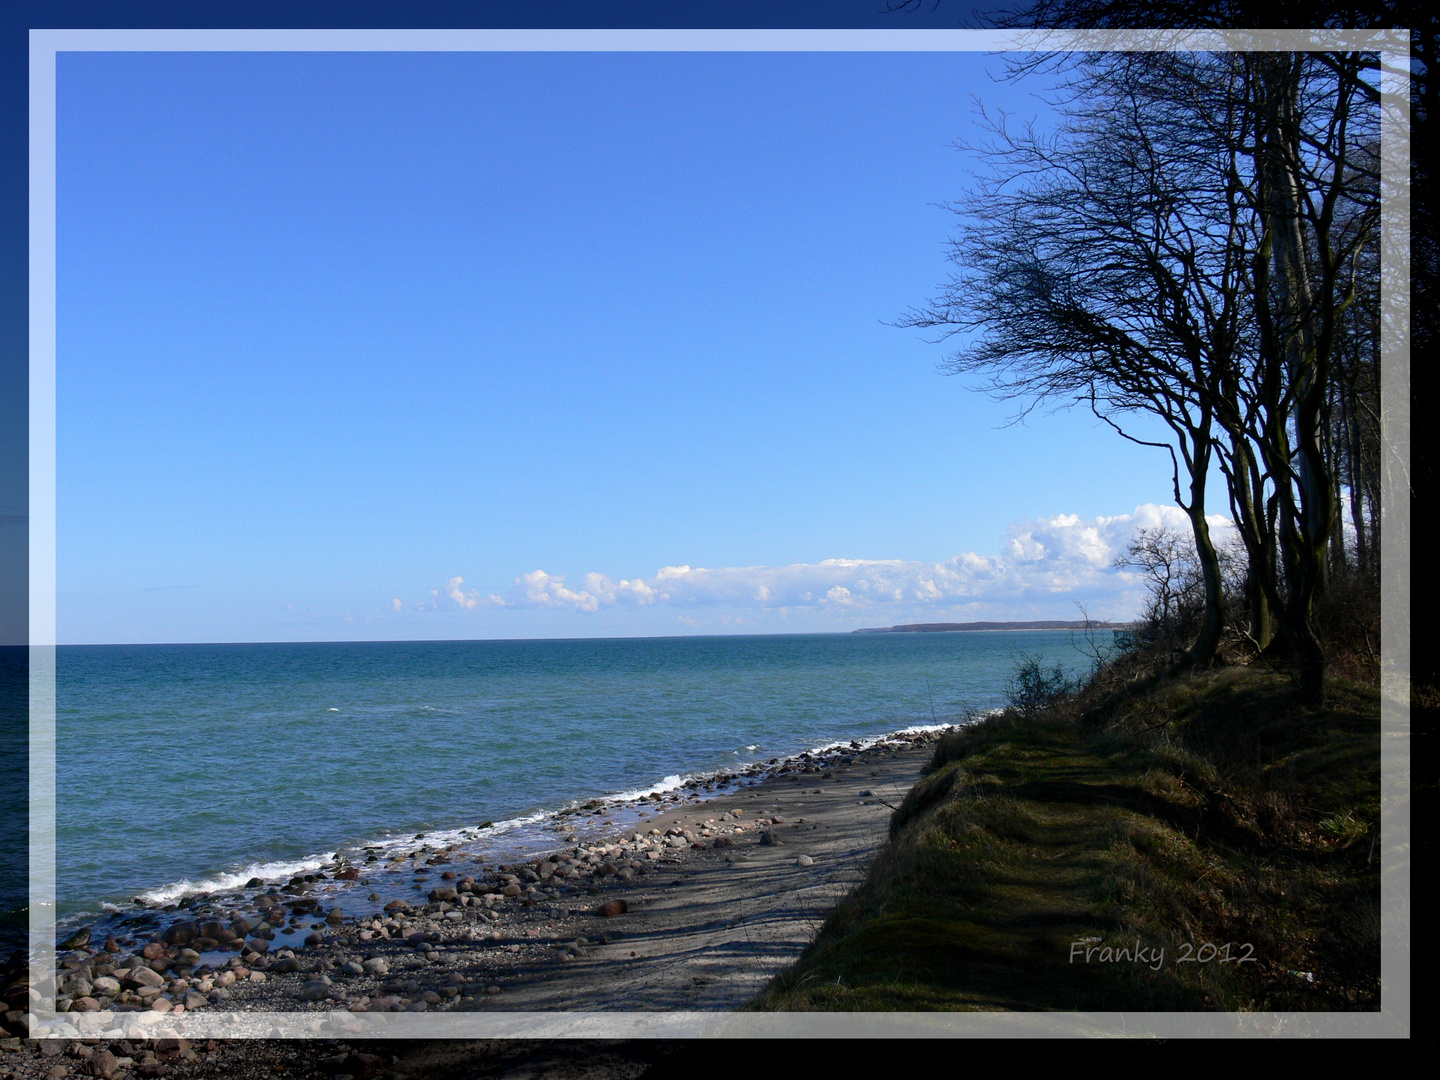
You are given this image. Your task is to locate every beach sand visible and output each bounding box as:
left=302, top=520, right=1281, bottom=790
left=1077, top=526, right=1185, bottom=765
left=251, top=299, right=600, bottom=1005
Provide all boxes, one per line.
left=489, top=729, right=932, bottom=1011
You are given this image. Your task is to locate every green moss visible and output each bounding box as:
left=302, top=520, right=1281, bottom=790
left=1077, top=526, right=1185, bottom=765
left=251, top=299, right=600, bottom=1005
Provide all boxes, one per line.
left=753, top=666, right=1380, bottom=1013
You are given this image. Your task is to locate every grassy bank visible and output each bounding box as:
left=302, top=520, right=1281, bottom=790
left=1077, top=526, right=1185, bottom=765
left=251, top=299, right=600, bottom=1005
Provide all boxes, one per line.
left=754, top=663, right=1382, bottom=1012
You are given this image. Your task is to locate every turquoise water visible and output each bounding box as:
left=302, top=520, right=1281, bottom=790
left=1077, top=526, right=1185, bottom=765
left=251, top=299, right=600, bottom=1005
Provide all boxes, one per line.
left=47, top=631, right=1098, bottom=937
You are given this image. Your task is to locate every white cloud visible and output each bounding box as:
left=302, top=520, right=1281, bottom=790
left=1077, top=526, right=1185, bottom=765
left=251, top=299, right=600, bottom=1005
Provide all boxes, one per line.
left=391, top=598, right=402, bottom=613
left=437, top=504, right=1237, bottom=620
left=445, top=576, right=505, bottom=611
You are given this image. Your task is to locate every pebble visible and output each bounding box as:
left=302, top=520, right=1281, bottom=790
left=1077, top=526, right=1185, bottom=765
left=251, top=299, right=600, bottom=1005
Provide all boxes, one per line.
left=22, top=730, right=937, bottom=1021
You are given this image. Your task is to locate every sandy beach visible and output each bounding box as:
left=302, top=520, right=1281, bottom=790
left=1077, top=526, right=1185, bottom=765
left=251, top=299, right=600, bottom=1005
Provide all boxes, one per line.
left=478, top=728, right=935, bottom=1012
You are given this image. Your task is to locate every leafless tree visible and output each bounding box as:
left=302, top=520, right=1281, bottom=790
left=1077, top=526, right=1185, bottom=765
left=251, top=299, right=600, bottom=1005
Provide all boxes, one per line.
left=898, top=50, right=1253, bottom=671
left=901, top=13, right=1385, bottom=701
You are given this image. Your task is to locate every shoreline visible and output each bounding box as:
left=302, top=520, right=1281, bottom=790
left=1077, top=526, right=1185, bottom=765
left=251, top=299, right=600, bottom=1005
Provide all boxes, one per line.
left=30, top=725, right=951, bottom=1037
left=54, top=719, right=962, bottom=943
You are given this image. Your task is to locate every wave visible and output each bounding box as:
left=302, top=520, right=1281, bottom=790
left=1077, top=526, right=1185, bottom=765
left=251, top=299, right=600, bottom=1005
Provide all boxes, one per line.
left=52, top=716, right=966, bottom=949
left=132, top=854, right=332, bottom=906
left=611, top=774, right=687, bottom=803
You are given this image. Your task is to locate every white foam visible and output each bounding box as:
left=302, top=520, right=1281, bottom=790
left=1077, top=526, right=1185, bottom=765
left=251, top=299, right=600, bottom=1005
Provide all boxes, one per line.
left=134, top=854, right=330, bottom=905
left=118, top=718, right=970, bottom=917
left=894, top=711, right=997, bottom=735
left=612, top=774, right=686, bottom=802
left=349, top=807, right=552, bottom=863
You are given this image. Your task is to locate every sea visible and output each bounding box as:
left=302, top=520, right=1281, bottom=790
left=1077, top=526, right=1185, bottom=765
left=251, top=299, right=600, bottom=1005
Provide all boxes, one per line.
left=4, top=630, right=1103, bottom=954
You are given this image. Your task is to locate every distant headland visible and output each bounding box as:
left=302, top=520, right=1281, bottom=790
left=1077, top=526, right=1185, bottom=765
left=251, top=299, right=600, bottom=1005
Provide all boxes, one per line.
left=852, top=620, right=1129, bottom=634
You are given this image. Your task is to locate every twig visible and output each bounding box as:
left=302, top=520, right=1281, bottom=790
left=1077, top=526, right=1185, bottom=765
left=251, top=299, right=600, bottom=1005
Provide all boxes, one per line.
left=1361, top=628, right=1378, bottom=668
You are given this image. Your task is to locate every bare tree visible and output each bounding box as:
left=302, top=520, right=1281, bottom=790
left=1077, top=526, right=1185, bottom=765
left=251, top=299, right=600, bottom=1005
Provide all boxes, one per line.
left=899, top=51, right=1253, bottom=670
left=902, top=15, right=1384, bottom=702
left=1114, top=522, right=1246, bottom=656
left=1220, top=48, right=1380, bottom=701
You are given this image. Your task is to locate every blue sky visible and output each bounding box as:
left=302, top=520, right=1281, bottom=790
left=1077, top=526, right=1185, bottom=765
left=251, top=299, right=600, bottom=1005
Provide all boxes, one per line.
left=56, top=48, right=1194, bottom=644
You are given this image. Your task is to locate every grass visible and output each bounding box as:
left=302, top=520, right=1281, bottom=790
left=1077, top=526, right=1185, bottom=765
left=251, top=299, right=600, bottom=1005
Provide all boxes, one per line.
left=753, top=664, right=1381, bottom=1012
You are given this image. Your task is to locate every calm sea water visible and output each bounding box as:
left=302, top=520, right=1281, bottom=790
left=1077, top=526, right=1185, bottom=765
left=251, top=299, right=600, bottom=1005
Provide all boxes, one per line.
left=37, top=631, right=1098, bottom=941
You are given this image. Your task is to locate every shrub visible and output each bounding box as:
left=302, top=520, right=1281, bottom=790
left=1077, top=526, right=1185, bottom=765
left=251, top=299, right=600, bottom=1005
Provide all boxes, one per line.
left=1004, top=653, right=1071, bottom=719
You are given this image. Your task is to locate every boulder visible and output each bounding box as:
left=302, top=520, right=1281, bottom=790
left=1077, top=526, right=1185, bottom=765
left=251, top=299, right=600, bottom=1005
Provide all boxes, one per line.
left=163, top=922, right=199, bottom=946
left=124, top=966, right=165, bottom=989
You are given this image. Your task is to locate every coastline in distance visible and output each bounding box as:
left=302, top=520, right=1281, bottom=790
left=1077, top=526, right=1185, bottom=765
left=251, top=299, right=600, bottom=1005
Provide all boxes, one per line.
left=852, top=620, right=1133, bottom=634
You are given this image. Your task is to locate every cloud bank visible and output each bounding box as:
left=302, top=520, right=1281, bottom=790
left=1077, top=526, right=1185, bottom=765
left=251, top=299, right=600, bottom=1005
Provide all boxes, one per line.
left=437, top=504, right=1235, bottom=621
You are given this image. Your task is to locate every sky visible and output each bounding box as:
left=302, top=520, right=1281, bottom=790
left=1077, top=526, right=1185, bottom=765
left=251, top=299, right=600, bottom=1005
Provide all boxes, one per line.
left=55, top=47, right=1208, bottom=644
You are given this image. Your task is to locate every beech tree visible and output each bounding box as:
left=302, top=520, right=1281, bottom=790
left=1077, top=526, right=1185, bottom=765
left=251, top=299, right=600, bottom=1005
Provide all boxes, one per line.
left=902, top=19, right=1386, bottom=702
left=899, top=50, right=1254, bottom=671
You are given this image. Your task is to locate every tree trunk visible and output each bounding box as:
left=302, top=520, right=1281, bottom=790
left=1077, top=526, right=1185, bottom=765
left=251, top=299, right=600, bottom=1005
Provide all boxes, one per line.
left=1181, top=438, right=1224, bottom=669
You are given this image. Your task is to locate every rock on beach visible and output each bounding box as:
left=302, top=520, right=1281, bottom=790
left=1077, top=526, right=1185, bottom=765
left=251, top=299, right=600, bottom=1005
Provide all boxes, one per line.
left=18, top=725, right=944, bottom=1025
